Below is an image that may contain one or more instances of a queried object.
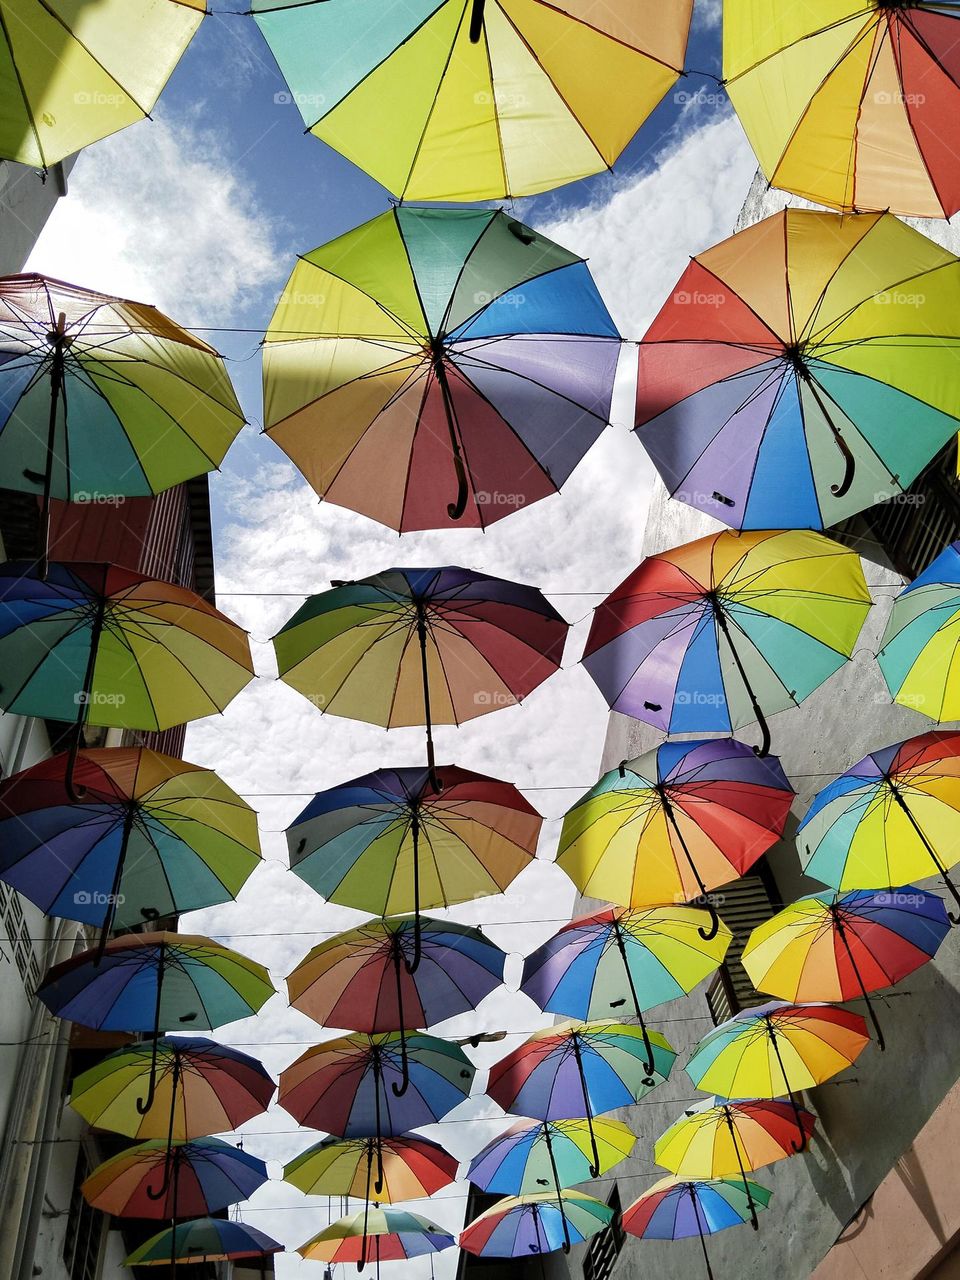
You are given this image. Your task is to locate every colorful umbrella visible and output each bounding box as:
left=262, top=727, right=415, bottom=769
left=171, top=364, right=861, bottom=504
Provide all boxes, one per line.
left=69, top=1036, right=275, bottom=1141
left=263, top=207, right=620, bottom=531
left=0, top=561, right=254, bottom=796
left=124, top=1217, right=281, bottom=1268
left=0, top=274, right=243, bottom=563
left=299, top=1208, right=455, bottom=1270
left=878, top=544, right=960, bottom=724
left=655, top=1098, right=814, bottom=1230
left=554, top=739, right=793, bottom=936
left=284, top=1134, right=457, bottom=1203
left=742, top=886, right=950, bottom=1050
left=623, top=1176, right=771, bottom=1280
left=798, top=732, right=960, bottom=920
left=286, top=765, right=540, bottom=971
left=685, top=1001, right=869, bottom=1150
left=487, top=1021, right=675, bottom=1179
left=724, top=2, right=960, bottom=217
left=0, top=747, right=260, bottom=948
left=40, top=934, right=274, bottom=1112
left=273, top=567, right=567, bottom=786
left=520, top=905, right=730, bottom=1080
left=82, top=1137, right=267, bottom=1220
left=581, top=529, right=870, bottom=753
left=634, top=209, right=960, bottom=529
left=251, top=0, right=693, bottom=201
left=460, top=1190, right=614, bottom=1258
left=0, top=2, right=204, bottom=168
left=278, top=1032, right=475, bottom=1192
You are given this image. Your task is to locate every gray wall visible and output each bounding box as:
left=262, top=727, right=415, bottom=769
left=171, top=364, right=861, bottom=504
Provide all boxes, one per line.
left=0, top=158, right=72, bottom=275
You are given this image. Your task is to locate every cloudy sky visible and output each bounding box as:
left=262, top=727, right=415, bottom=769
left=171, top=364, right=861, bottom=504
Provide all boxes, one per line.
left=28, top=1, right=760, bottom=1271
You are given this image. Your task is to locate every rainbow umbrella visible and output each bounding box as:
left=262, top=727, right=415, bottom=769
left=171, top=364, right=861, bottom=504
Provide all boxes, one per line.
left=798, top=732, right=960, bottom=921
left=879, top=544, right=960, bottom=724
left=742, top=887, right=950, bottom=1050
left=286, top=765, right=540, bottom=971
left=460, top=1190, right=614, bottom=1258
left=0, top=3, right=203, bottom=168
left=0, top=274, right=243, bottom=563
left=487, top=1021, right=675, bottom=1180
left=0, top=747, right=259, bottom=949
left=284, top=1134, right=457, bottom=1203
left=520, top=905, right=730, bottom=1080
left=273, top=567, right=567, bottom=788
left=251, top=0, right=693, bottom=201
left=724, top=2, right=960, bottom=217
left=623, top=1176, right=771, bottom=1280
left=554, top=739, right=793, bottom=937
left=69, top=1036, right=275, bottom=1141
left=124, top=1218, right=281, bottom=1268
left=82, top=1137, right=267, bottom=1220
left=0, top=561, right=254, bottom=796
left=299, top=1208, right=454, bottom=1271
left=635, top=210, right=960, bottom=530
left=685, top=1002, right=869, bottom=1150
left=582, top=530, right=870, bottom=753
left=263, top=207, right=620, bottom=531
left=655, top=1098, right=815, bottom=1230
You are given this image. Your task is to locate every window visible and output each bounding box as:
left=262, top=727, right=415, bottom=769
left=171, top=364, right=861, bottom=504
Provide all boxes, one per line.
left=583, top=1185, right=625, bottom=1280
left=0, top=880, right=41, bottom=995
left=705, top=870, right=780, bottom=1025
left=62, top=1147, right=105, bottom=1280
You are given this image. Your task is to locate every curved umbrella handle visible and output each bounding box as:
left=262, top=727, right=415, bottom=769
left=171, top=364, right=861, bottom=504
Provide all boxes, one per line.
left=145, top=1151, right=173, bottom=1201
left=697, top=898, right=721, bottom=943
left=391, top=1025, right=411, bottom=1099
left=829, top=430, right=856, bottom=497
left=768, top=1020, right=808, bottom=1153
left=469, top=0, right=485, bottom=42
left=752, top=706, right=772, bottom=760
left=447, top=452, right=469, bottom=521
left=542, top=1125, right=572, bottom=1254
left=136, top=1036, right=161, bottom=1115
left=724, top=1111, right=759, bottom=1231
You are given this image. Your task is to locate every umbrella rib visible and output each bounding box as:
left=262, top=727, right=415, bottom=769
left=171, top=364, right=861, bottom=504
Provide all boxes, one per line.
left=32, top=0, right=159, bottom=118
left=0, top=8, right=46, bottom=166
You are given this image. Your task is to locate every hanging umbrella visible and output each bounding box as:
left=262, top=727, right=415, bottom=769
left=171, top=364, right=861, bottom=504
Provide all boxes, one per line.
left=520, top=906, right=730, bottom=1073
left=0, top=746, right=260, bottom=952
left=655, top=1098, right=815, bottom=1231
left=284, top=1134, right=457, bottom=1202
left=554, top=738, right=793, bottom=936
left=286, top=765, right=540, bottom=972
left=634, top=209, right=960, bottom=529
left=724, top=2, right=960, bottom=217
left=799, top=732, right=960, bottom=921
left=0, top=273, right=244, bottom=564
left=69, top=1036, right=275, bottom=1141
left=460, top=1190, right=614, bottom=1258
left=487, top=1021, right=675, bottom=1181
left=273, top=567, right=567, bottom=787
left=623, top=1176, right=771, bottom=1280
left=251, top=0, right=693, bottom=201
left=0, top=2, right=204, bottom=168
left=299, top=1208, right=455, bottom=1270
left=685, top=1001, right=869, bottom=1150
left=0, top=561, right=254, bottom=796
left=82, top=1137, right=267, bottom=1220
left=40, top=935, right=274, bottom=1113
left=278, top=1032, right=475, bottom=1193
left=742, top=886, right=950, bottom=1050
left=878, top=544, right=960, bottom=724
left=263, top=207, right=620, bottom=531
left=124, top=1218, right=281, bottom=1268
left=581, top=530, right=870, bottom=754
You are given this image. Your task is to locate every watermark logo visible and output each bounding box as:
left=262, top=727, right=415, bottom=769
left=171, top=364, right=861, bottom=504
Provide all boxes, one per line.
left=74, top=691, right=126, bottom=708
left=474, top=690, right=516, bottom=707
left=673, top=289, right=725, bottom=308
left=74, top=890, right=125, bottom=906
left=475, top=491, right=527, bottom=508
left=277, top=290, right=326, bottom=308
left=274, top=90, right=326, bottom=109
left=873, top=491, right=924, bottom=507
left=674, top=88, right=725, bottom=108
left=874, top=90, right=925, bottom=106
left=874, top=290, right=926, bottom=307
left=473, top=290, right=525, bottom=307
left=675, top=690, right=726, bottom=708
left=74, top=90, right=125, bottom=107
left=474, top=89, right=527, bottom=109
left=73, top=491, right=125, bottom=507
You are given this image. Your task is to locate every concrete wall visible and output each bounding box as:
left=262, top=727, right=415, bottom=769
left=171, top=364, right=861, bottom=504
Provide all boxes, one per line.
left=0, top=158, right=72, bottom=276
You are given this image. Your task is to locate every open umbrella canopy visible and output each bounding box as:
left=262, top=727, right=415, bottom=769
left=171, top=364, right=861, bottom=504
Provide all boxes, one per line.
left=724, top=1, right=960, bottom=217
left=299, top=1208, right=455, bottom=1264
left=582, top=530, right=870, bottom=751
left=798, top=731, right=960, bottom=918
left=0, top=747, right=260, bottom=931
left=0, top=2, right=204, bottom=168
left=460, top=1190, right=614, bottom=1257
left=0, top=273, right=243, bottom=510
left=81, top=1137, right=268, bottom=1220
left=467, top=1117, right=636, bottom=1195
left=634, top=210, right=960, bottom=530
left=263, top=207, right=620, bottom=531
left=69, top=1036, right=275, bottom=1141
left=286, top=915, right=507, bottom=1032
left=555, top=739, right=793, bottom=919
left=124, top=1217, right=281, bottom=1267
left=878, top=545, right=960, bottom=723
left=284, top=1135, right=457, bottom=1203
left=251, top=0, right=693, bottom=201
left=656, top=1097, right=816, bottom=1181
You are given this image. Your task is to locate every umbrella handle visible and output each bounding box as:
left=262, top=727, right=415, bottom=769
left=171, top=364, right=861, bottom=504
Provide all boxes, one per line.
left=660, top=789, right=721, bottom=941
left=93, top=803, right=135, bottom=967
left=415, top=607, right=445, bottom=801
left=690, top=1185, right=716, bottom=1280
left=543, top=1126, right=572, bottom=1254
left=65, top=592, right=106, bottom=802
left=572, top=1034, right=602, bottom=1177
left=430, top=345, right=470, bottom=521
left=768, top=1021, right=808, bottom=1153
left=405, top=809, right=423, bottom=976
left=834, top=913, right=886, bottom=1052
left=373, top=1055, right=386, bottom=1196
left=38, top=313, right=68, bottom=581
left=712, top=602, right=772, bottom=757
left=358, top=1187, right=371, bottom=1271
left=391, top=1024, right=411, bottom=1098
left=611, top=918, right=656, bottom=1084
left=447, top=452, right=469, bottom=521
left=725, top=1111, right=759, bottom=1231
left=146, top=1148, right=174, bottom=1201
left=888, top=781, right=960, bottom=926
left=802, top=372, right=856, bottom=498
left=137, top=943, right=166, bottom=1113
left=469, top=0, right=485, bottom=41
